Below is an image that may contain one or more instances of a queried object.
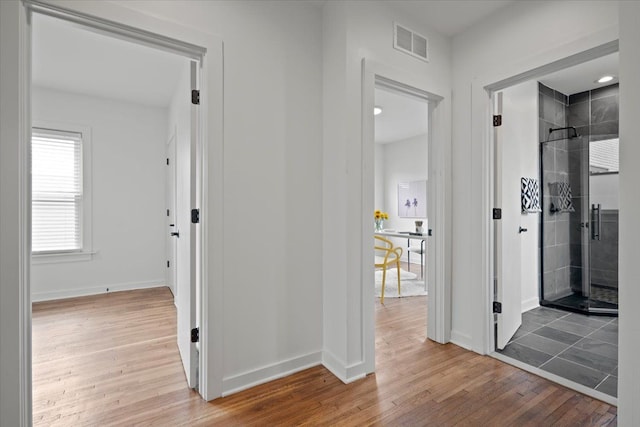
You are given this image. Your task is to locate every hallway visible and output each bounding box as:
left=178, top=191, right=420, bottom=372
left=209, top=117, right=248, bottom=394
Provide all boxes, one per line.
left=32, top=290, right=616, bottom=425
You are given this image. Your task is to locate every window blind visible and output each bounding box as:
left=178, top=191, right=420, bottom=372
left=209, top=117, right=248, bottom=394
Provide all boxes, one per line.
left=32, top=129, right=83, bottom=253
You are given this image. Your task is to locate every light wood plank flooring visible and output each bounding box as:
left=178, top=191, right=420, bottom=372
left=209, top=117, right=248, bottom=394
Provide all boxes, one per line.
left=32, top=287, right=617, bottom=426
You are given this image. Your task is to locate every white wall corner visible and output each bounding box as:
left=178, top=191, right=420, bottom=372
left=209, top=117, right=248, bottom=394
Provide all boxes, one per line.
left=321, top=349, right=367, bottom=384
left=322, top=349, right=348, bottom=382
left=521, top=297, right=540, bottom=314
left=449, top=330, right=474, bottom=352
left=221, top=351, right=322, bottom=397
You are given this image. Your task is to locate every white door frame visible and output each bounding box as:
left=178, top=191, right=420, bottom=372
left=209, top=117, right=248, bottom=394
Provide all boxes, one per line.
left=10, top=2, right=225, bottom=422
left=361, top=58, right=452, bottom=372
left=472, top=39, right=619, bottom=355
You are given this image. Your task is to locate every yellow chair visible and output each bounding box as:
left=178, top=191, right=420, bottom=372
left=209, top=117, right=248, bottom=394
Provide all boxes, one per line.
left=374, top=235, right=403, bottom=304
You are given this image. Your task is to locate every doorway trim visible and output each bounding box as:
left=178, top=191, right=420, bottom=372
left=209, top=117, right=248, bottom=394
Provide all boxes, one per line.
left=11, top=1, right=225, bottom=421
left=473, top=38, right=619, bottom=355
left=361, top=58, right=451, bottom=373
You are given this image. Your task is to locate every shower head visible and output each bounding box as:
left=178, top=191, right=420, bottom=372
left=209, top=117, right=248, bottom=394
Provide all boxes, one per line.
left=546, top=126, right=580, bottom=143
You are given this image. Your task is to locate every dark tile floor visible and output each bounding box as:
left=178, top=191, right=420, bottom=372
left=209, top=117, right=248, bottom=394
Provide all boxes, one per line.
left=497, top=306, right=618, bottom=397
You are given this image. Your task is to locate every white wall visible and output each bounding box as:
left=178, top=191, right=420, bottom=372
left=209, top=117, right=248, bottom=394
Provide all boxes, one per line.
left=451, top=0, right=619, bottom=352
left=30, top=87, right=167, bottom=301
left=323, top=0, right=451, bottom=380
left=378, top=135, right=428, bottom=256
left=618, top=2, right=640, bottom=422
left=112, top=0, right=325, bottom=393
left=501, top=81, right=540, bottom=313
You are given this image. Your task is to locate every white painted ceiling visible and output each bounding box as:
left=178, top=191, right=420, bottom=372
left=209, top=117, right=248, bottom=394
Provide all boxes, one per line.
left=32, top=14, right=187, bottom=108
left=375, top=88, right=428, bottom=144
left=392, top=0, right=516, bottom=37
left=539, top=53, right=619, bottom=96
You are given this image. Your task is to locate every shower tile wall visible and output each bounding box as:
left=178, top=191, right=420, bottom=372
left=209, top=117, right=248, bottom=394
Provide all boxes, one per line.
left=539, top=82, right=572, bottom=300
left=567, top=83, right=619, bottom=292
left=569, top=83, right=619, bottom=143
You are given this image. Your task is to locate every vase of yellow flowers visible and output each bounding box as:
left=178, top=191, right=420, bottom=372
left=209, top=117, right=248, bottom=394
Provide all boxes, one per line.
left=374, top=210, right=389, bottom=231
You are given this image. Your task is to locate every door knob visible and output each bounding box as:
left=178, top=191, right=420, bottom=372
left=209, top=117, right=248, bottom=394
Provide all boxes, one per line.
left=519, top=227, right=528, bottom=233
left=171, top=231, right=180, bottom=237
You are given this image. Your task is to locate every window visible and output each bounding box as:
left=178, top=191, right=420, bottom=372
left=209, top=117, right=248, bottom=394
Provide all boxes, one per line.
left=32, top=126, right=91, bottom=256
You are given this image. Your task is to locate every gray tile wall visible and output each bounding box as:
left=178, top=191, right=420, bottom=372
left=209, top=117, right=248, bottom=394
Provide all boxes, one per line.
left=539, top=82, right=572, bottom=300
left=567, top=84, right=619, bottom=291
left=569, top=83, right=619, bottom=142
left=590, top=211, right=619, bottom=288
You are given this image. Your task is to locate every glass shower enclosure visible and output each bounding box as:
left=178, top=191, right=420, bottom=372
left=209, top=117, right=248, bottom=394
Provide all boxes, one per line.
left=540, top=129, right=619, bottom=315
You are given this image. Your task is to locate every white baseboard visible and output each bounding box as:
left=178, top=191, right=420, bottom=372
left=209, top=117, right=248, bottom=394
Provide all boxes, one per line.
left=31, top=280, right=166, bottom=302
left=221, top=351, right=322, bottom=397
left=321, top=350, right=368, bottom=384
left=450, top=330, right=473, bottom=351
left=521, top=297, right=540, bottom=313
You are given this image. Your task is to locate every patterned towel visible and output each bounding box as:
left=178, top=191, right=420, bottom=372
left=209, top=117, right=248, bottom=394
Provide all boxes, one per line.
left=548, top=182, right=575, bottom=213
left=521, top=177, right=541, bottom=213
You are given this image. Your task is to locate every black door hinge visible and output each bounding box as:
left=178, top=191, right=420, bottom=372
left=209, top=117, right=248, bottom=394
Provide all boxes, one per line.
left=191, top=327, right=199, bottom=343
left=167, top=209, right=170, bottom=217
left=167, top=260, right=170, bottom=268
left=493, top=115, right=502, bottom=127
left=493, top=301, right=502, bottom=313
left=191, top=208, right=200, bottom=224
left=191, top=89, right=200, bottom=105
left=493, top=208, right=502, bottom=220
left=166, top=158, right=169, bottom=165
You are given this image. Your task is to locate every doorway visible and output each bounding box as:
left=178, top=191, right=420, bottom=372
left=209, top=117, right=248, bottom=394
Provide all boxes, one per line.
left=28, top=6, right=205, bottom=423
left=491, top=49, right=619, bottom=403
left=373, top=85, right=429, bottom=301
left=361, top=58, right=450, bottom=377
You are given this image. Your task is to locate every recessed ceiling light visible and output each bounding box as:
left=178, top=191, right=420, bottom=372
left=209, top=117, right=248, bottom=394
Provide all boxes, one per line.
left=597, top=75, right=614, bottom=84
left=374, top=106, right=383, bottom=116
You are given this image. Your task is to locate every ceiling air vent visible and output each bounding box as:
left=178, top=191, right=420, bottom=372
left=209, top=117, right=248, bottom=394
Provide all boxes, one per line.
left=393, top=23, right=429, bottom=62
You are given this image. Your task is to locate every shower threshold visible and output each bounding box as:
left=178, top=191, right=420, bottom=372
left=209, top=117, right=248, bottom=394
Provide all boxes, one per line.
left=541, top=293, right=618, bottom=316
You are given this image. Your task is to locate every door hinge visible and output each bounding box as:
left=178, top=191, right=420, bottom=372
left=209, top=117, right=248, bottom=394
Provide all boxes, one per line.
left=493, top=115, right=502, bottom=127
left=493, top=301, right=502, bottom=313
left=167, top=260, right=170, bottom=268
left=493, top=208, right=502, bottom=220
left=191, top=208, right=200, bottom=224
left=167, top=209, right=170, bottom=217
left=191, top=89, right=200, bottom=105
left=166, top=158, right=169, bottom=165
left=191, top=327, right=199, bottom=343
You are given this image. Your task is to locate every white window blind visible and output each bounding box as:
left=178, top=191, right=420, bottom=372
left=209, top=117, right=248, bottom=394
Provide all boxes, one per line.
left=32, top=128, right=83, bottom=253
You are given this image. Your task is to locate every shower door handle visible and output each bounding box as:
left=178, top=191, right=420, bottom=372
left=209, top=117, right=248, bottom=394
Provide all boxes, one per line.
left=591, top=204, right=601, bottom=241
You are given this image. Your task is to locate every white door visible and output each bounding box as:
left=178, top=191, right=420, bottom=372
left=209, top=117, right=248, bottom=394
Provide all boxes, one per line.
left=166, top=133, right=177, bottom=300
left=495, top=91, right=523, bottom=349
left=176, top=61, right=199, bottom=388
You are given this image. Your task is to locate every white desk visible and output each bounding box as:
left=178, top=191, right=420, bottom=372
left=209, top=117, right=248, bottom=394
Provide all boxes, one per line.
left=374, top=231, right=428, bottom=240
left=374, top=230, right=428, bottom=279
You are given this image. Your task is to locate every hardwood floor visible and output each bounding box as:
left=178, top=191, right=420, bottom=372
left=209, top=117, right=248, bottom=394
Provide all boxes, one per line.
left=32, top=287, right=617, bottom=426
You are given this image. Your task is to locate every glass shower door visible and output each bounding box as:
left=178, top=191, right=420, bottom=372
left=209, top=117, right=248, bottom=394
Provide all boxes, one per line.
left=587, top=138, right=619, bottom=312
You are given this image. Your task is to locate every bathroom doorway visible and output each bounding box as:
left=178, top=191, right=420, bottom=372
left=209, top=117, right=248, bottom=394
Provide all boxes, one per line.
left=493, top=51, right=619, bottom=402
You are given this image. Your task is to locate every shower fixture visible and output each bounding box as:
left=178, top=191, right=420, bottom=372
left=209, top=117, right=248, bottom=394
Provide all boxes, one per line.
left=546, top=126, right=580, bottom=142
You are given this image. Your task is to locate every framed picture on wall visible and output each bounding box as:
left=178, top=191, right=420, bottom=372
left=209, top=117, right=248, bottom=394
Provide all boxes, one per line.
left=398, top=180, right=427, bottom=218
